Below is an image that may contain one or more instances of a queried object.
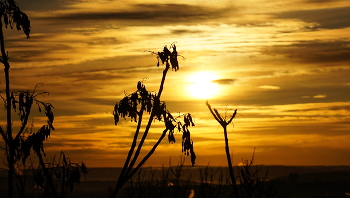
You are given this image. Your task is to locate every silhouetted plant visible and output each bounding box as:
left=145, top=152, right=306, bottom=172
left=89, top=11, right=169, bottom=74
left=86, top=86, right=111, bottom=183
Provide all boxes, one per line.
left=236, top=150, right=279, bottom=198
left=32, top=151, right=87, bottom=198
left=0, top=0, right=31, bottom=197
left=0, top=1, right=86, bottom=197
left=124, top=157, right=193, bottom=198
left=111, top=44, right=196, bottom=197
left=198, top=164, right=227, bottom=198
left=206, top=101, right=239, bottom=197
left=206, top=103, right=281, bottom=198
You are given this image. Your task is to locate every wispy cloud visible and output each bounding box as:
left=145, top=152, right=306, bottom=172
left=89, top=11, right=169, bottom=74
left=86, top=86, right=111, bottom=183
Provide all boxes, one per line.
left=313, top=94, right=327, bottom=98
left=33, top=3, right=232, bottom=25
left=262, top=39, right=350, bottom=64
left=259, top=85, right=280, bottom=90
left=211, top=78, right=235, bottom=85
left=275, top=6, right=350, bottom=29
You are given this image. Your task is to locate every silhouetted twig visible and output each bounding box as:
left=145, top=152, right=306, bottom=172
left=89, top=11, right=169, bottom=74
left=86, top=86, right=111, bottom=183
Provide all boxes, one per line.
left=206, top=101, right=239, bottom=198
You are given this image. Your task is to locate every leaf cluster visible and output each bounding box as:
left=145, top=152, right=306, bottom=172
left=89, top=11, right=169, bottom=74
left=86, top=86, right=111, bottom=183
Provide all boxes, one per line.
left=0, top=0, right=30, bottom=38
left=114, top=81, right=197, bottom=166
left=19, top=125, right=52, bottom=165
left=8, top=90, right=54, bottom=130
left=113, top=81, right=161, bottom=124
left=148, top=43, right=181, bottom=71
left=180, top=114, right=196, bottom=166
left=1, top=86, right=55, bottom=166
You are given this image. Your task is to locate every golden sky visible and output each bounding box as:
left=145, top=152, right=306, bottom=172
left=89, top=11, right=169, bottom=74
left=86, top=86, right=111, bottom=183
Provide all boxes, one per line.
left=1, top=0, right=350, bottom=167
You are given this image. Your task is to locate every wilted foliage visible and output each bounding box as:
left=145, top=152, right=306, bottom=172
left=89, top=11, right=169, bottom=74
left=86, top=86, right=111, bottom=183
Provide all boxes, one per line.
left=113, top=81, right=196, bottom=166
left=20, top=125, right=51, bottom=165
left=0, top=84, right=58, bottom=198
left=0, top=85, right=56, bottom=165
left=8, top=88, right=55, bottom=129
left=110, top=44, right=195, bottom=198
left=147, top=43, right=183, bottom=71
left=0, top=0, right=31, bottom=38
left=113, top=81, right=159, bottom=124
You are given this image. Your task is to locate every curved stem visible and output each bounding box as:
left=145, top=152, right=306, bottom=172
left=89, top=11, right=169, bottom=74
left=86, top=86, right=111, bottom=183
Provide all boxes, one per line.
left=118, top=105, right=145, bottom=180
left=126, top=66, right=169, bottom=176
left=126, top=128, right=168, bottom=182
left=110, top=65, right=170, bottom=198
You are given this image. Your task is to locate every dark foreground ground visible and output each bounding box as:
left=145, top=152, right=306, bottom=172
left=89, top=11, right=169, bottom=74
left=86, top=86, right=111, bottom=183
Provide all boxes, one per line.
left=1, top=165, right=350, bottom=198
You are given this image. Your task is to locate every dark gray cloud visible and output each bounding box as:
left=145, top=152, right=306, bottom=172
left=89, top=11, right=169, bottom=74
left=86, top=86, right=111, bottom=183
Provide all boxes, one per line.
left=211, top=78, right=235, bottom=85
left=285, top=105, right=350, bottom=112
left=16, top=0, right=67, bottom=12
left=276, top=6, right=350, bottom=29
left=33, top=3, right=231, bottom=24
left=170, top=29, right=205, bottom=35
left=262, top=39, right=350, bottom=64
left=304, top=0, right=340, bottom=3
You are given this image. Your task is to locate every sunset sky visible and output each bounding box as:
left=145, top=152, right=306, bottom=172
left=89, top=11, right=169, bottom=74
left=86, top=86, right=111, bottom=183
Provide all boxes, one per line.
left=1, top=0, right=350, bottom=168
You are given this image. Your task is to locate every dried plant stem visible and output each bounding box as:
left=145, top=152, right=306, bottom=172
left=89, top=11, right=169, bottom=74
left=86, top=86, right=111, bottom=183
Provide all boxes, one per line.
left=0, top=19, right=14, bottom=198
left=110, top=64, right=170, bottom=198
left=206, top=101, right=239, bottom=198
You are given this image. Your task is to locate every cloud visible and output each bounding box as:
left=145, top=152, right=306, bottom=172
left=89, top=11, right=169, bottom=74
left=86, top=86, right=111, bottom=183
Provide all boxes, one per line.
left=262, top=39, right=350, bottom=64
left=276, top=6, right=350, bottom=29
left=16, top=0, right=67, bottom=11
left=211, top=78, right=236, bottom=85
left=313, top=94, right=327, bottom=98
left=305, top=0, right=338, bottom=3
left=259, top=85, right=280, bottom=90
left=34, top=3, right=231, bottom=25
left=285, top=104, right=350, bottom=112
left=170, top=29, right=204, bottom=35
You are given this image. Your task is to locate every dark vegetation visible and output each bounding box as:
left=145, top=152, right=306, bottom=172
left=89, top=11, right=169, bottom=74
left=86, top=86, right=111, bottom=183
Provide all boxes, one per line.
left=0, top=0, right=86, bottom=197
left=110, top=43, right=196, bottom=197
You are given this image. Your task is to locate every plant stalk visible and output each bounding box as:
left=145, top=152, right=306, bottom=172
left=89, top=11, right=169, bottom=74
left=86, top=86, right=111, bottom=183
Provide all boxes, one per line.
left=0, top=19, right=14, bottom=198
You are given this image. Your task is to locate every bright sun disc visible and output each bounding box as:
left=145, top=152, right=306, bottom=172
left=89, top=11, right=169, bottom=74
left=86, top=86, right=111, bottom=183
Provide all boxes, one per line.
left=187, top=71, right=220, bottom=99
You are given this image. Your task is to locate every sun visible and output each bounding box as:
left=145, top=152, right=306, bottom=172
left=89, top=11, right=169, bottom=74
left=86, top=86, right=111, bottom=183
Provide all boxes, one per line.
left=187, top=71, right=220, bottom=99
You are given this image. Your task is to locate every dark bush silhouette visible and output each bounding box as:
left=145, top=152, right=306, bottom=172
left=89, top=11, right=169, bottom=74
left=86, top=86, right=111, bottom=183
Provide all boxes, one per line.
left=0, top=0, right=31, bottom=197
left=110, top=44, right=196, bottom=197
left=0, top=1, right=87, bottom=197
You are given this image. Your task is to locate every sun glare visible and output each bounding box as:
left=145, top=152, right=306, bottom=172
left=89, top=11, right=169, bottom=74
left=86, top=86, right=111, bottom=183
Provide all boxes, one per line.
left=187, top=71, right=220, bottom=99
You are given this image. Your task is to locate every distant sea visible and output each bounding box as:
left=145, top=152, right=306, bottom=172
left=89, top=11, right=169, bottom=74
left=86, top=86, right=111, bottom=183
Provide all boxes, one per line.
left=1, top=165, right=350, bottom=182
left=75, top=165, right=350, bottom=182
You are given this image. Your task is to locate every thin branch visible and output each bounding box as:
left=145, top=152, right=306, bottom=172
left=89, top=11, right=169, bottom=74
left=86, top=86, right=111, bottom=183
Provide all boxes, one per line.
left=0, top=126, right=8, bottom=145
left=126, top=66, right=169, bottom=176
left=125, top=107, right=155, bottom=176
left=227, top=109, right=237, bottom=125
left=118, top=104, right=145, bottom=181
left=126, top=129, right=168, bottom=182
left=157, top=63, right=170, bottom=98
left=206, top=101, right=222, bottom=123
left=14, top=108, right=31, bottom=142
left=214, top=108, right=224, bottom=123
